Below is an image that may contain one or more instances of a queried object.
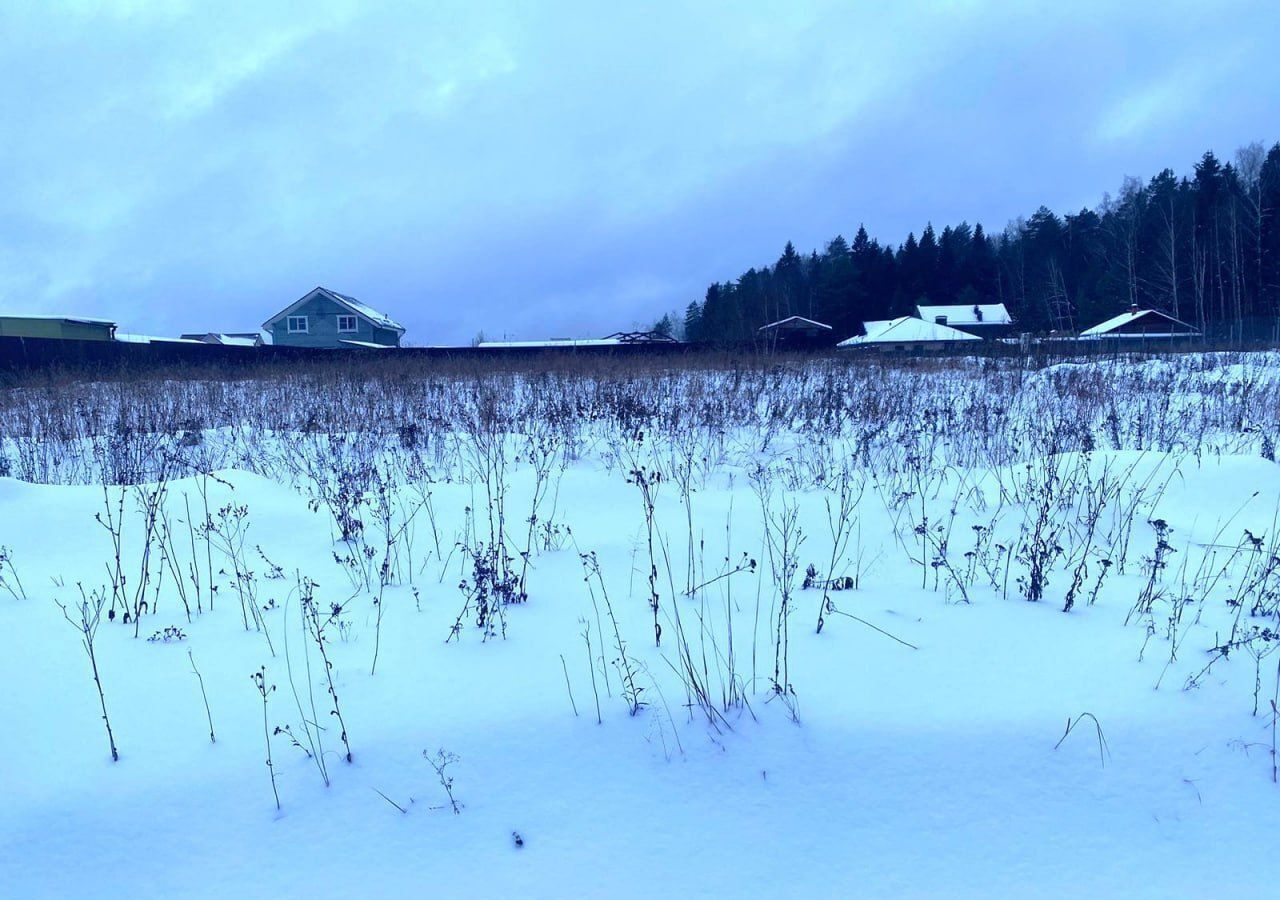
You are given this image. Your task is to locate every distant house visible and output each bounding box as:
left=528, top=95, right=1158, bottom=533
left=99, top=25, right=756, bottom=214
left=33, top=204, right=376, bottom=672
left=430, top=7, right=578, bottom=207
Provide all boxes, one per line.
left=757, top=316, right=835, bottom=349
left=179, top=332, right=264, bottom=347
left=262, top=287, right=405, bottom=348
left=838, top=316, right=982, bottom=352
left=0, top=315, right=117, bottom=341
left=1079, top=306, right=1200, bottom=341
left=915, top=303, right=1014, bottom=338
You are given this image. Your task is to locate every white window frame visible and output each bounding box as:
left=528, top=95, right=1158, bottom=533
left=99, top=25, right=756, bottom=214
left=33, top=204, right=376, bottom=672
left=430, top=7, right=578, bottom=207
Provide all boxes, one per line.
left=286, top=316, right=309, bottom=334
left=337, top=314, right=358, bottom=333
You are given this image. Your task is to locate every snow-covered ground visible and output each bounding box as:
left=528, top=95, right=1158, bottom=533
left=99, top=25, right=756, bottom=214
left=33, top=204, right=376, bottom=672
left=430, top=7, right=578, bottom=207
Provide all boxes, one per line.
left=2, top=352, right=1280, bottom=898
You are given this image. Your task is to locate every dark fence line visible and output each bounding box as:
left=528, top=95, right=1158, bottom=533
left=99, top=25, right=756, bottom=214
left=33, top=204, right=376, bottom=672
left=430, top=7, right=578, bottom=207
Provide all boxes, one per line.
left=0, top=334, right=706, bottom=373
left=2, top=333, right=1278, bottom=384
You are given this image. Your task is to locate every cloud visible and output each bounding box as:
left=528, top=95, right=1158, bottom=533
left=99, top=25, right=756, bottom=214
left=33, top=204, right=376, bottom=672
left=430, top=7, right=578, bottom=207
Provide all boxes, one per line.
left=1092, top=44, right=1253, bottom=147
left=1, top=1, right=1278, bottom=341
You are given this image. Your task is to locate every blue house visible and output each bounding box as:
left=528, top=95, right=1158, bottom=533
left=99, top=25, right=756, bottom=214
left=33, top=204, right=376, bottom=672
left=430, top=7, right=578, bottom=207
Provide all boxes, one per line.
left=263, top=287, right=406, bottom=348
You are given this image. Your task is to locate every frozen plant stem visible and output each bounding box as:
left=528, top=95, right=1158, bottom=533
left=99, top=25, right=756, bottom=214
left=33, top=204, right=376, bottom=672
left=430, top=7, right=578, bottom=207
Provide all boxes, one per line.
left=188, top=648, right=216, bottom=743
left=282, top=584, right=331, bottom=788
left=56, top=585, right=119, bottom=762
left=580, top=551, right=644, bottom=716
left=627, top=460, right=665, bottom=647
left=582, top=620, right=603, bottom=724
left=300, top=578, right=354, bottom=762
left=560, top=654, right=579, bottom=717
left=251, top=667, right=280, bottom=810
left=1054, top=712, right=1110, bottom=767
left=424, top=748, right=462, bottom=814
left=0, top=545, right=28, bottom=601
left=370, top=582, right=386, bottom=676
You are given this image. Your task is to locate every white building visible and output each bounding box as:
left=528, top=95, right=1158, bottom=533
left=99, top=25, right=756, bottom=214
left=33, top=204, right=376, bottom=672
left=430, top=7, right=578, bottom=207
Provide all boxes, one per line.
left=839, top=316, right=983, bottom=352
left=915, top=303, right=1014, bottom=337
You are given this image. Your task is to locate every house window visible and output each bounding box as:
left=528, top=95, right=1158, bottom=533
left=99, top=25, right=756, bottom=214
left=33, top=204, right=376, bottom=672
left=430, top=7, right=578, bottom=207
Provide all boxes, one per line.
left=337, top=315, right=357, bottom=333
left=286, top=316, right=308, bottom=333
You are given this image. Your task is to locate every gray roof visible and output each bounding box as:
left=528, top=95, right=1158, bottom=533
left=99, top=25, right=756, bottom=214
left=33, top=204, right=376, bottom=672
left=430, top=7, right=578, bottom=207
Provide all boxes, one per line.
left=317, top=288, right=405, bottom=332
left=263, top=286, right=405, bottom=333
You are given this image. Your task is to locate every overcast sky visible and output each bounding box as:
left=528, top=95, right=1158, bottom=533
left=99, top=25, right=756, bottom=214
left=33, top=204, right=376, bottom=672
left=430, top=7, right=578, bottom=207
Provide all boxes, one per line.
left=2, top=1, right=1278, bottom=343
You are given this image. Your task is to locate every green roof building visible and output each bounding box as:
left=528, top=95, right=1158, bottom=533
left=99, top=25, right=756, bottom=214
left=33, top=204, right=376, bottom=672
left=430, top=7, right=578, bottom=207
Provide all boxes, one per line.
left=0, top=315, right=118, bottom=341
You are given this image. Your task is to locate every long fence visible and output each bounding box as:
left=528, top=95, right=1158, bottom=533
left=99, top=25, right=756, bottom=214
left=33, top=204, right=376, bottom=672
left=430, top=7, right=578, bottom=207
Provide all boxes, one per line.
left=0, top=334, right=706, bottom=378
left=3, top=333, right=1278, bottom=382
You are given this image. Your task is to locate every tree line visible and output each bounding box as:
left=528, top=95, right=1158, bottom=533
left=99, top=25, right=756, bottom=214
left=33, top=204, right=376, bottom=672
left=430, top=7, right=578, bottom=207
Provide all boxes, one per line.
left=664, top=141, right=1280, bottom=343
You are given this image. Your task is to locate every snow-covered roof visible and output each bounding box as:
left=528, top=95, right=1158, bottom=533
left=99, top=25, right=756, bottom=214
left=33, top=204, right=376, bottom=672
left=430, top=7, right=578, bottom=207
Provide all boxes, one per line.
left=338, top=339, right=394, bottom=349
left=758, top=316, right=833, bottom=331
left=1079, top=308, right=1199, bottom=338
left=263, top=287, right=405, bottom=334
left=916, top=304, right=1012, bottom=326
left=321, top=288, right=404, bottom=332
left=858, top=319, right=896, bottom=340
left=839, top=316, right=982, bottom=347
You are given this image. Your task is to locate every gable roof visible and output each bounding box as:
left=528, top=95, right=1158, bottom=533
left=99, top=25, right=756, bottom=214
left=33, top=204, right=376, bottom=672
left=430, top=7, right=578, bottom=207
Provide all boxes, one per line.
left=1079, top=308, right=1199, bottom=338
left=262, top=287, right=405, bottom=333
left=916, top=303, right=1012, bottom=326
left=758, top=315, right=833, bottom=331
left=839, top=316, right=982, bottom=347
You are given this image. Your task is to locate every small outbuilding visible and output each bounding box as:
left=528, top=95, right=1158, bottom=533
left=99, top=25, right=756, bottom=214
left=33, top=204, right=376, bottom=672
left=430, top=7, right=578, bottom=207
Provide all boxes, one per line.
left=915, top=303, right=1014, bottom=338
left=1079, top=306, right=1200, bottom=341
left=839, top=316, right=983, bottom=352
left=0, top=315, right=118, bottom=341
left=263, top=287, right=406, bottom=348
left=757, top=316, right=835, bottom=349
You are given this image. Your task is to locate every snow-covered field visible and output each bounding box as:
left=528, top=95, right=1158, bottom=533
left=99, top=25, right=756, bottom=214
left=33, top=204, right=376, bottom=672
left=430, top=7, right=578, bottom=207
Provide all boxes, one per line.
left=3, top=352, right=1280, bottom=898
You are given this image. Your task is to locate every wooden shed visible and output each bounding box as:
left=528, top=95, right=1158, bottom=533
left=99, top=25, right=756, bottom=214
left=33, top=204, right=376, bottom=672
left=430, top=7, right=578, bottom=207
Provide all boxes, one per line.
left=0, top=315, right=117, bottom=341
left=1079, top=306, right=1200, bottom=340
left=757, top=316, right=835, bottom=349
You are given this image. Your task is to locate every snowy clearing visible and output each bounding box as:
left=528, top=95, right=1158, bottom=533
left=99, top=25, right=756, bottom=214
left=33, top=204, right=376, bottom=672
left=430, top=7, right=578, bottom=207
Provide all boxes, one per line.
left=2, top=352, right=1280, bottom=898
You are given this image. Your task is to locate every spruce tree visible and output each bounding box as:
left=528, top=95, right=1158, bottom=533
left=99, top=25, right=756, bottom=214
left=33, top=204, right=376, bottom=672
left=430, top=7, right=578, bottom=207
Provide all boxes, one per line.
left=679, top=139, right=1280, bottom=339
left=683, top=302, right=703, bottom=342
